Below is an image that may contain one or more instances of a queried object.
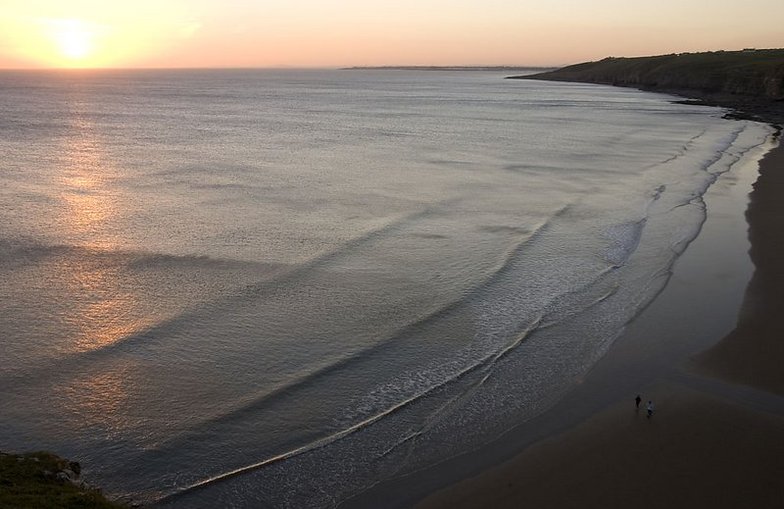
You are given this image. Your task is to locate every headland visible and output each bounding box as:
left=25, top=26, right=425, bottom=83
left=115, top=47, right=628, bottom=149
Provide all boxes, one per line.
left=510, top=49, right=784, bottom=126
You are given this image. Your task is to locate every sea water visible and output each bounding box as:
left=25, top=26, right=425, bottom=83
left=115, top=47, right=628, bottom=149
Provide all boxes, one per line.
left=0, top=69, right=772, bottom=507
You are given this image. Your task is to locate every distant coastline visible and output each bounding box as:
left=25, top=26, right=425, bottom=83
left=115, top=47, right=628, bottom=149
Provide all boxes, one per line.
left=343, top=66, right=556, bottom=72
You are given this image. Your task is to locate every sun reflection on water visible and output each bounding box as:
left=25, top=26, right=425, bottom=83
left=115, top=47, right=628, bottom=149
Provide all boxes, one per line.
left=63, top=259, right=149, bottom=353
left=62, top=357, right=142, bottom=437
left=54, top=99, right=153, bottom=355
left=48, top=98, right=155, bottom=431
left=59, top=113, right=119, bottom=249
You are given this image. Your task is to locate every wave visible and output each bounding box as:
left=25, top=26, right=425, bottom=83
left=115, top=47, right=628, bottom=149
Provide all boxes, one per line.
left=154, top=232, right=634, bottom=502
left=151, top=200, right=681, bottom=501
left=503, top=163, right=621, bottom=176
left=154, top=317, right=548, bottom=504
left=124, top=252, right=272, bottom=271
left=49, top=197, right=531, bottom=361
left=0, top=204, right=462, bottom=384
left=602, top=219, right=646, bottom=267
left=115, top=208, right=560, bottom=440
left=0, top=239, right=263, bottom=270
left=0, top=239, right=72, bottom=262
left=645, top=128, right=709, bottom=169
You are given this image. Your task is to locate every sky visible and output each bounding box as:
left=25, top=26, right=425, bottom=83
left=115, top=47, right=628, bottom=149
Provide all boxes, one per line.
left=0, top=0, right=782, bottom=69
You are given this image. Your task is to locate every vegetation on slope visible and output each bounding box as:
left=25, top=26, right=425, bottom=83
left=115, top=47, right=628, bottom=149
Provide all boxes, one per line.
left=0, top=451, right=123, bottom=509
left=514, top=49, right=784, bottom=100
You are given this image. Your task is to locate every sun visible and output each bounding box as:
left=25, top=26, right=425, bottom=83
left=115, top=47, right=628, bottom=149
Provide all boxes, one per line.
left=56, top=22, right=92, bottom=60
left=50, top=19, right=95, bottom=63
left=4, top=2, right=203, bottom=69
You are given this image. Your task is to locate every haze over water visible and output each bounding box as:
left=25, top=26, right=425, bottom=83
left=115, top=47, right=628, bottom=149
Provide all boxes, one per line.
left=0, top=69, right=771, bottom=507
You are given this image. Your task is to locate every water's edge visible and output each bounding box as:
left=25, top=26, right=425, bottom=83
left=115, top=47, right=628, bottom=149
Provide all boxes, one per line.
left=340, top=125, right=776, bottom=509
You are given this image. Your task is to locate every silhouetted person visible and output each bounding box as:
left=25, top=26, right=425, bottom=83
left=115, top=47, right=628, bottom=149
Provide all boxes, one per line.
left=635, top=395, right=641, bottom=409
left=646, top=400, right=654, bottom=418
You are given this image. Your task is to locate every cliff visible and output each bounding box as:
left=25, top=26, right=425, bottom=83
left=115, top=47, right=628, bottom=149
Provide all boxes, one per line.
left=512, top=50, right=784, bottom=124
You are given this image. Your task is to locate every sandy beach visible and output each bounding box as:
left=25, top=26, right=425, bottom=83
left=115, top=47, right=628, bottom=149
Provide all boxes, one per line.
left=418, top=385, right=783, bottom=509
left=413, top=139, right=784, bottom=509
left=332, top=133, right=784, bottom=509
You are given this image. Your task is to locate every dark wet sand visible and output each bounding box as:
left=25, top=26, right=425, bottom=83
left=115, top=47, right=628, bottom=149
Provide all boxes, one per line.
left=418, top=385, right=784, bottom=509
left=413, top=141, right=784, bottom=509
left=694, top=142, right=784, bottom=395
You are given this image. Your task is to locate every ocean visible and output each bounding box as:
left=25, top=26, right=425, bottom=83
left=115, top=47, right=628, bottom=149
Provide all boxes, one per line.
left=0, top=69, right=772, bottom=507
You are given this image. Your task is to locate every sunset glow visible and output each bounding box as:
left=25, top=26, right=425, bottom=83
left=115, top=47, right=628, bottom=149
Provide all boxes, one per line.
left=0, top=0, right=782, bottom=69
left=0, top=1, right=201, bottom=68
left=50, top=19, right=95, bottom=62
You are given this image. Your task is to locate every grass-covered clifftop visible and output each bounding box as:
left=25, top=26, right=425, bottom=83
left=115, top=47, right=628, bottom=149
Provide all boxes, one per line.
left=0, top=451, right=123, bottom=508
left=512, top=50, right=784, bottom=124
left=513, top=49, right=784, bottom=99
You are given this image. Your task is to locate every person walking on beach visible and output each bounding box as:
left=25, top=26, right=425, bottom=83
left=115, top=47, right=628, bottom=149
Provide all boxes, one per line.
left=635, top=395, right=641, bottom=410
left=646, top=400, right=654, bottom=418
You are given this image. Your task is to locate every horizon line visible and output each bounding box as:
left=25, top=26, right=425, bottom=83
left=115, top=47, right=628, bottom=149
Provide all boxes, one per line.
left=0, top=63, right=568, bottom=72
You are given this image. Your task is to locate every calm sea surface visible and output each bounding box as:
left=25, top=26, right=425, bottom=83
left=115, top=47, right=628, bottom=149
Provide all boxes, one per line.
left=0, top=69, right=771, bottom=507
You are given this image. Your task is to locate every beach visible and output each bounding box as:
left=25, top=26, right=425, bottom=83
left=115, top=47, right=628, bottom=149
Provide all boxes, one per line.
left=416, top=384, right=783, bottom=509
left=410, top=138, right=784, bottom=509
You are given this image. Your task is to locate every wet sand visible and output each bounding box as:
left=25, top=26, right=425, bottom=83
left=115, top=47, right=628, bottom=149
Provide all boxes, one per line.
left=418, top=385, right=784, bottom=509
left=694, top=142, right=784, bottom=395
left=413, top=140, right=784, bottom=509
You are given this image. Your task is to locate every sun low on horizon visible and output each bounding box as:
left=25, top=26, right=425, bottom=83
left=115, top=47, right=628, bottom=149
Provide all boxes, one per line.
left=0, top=1, right=202, bottom=69
left=7, top=16, right=156, bottom=69
left=44, top=19, right=99, bottom=67
left=0, top=16, right=101, bottom=68
left=1, top=0, right=783, bottom=69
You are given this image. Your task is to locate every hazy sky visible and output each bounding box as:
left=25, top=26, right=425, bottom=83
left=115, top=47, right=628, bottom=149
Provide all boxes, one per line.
left=1, top=0, right=782, bottom=69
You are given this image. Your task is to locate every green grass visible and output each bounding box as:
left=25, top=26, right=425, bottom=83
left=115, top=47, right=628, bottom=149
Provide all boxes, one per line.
left=0, top=452, right=123, bottom=509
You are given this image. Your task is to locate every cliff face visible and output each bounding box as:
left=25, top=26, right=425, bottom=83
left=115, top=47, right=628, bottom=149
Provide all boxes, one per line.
left=515, top=50, right=784, bottom=101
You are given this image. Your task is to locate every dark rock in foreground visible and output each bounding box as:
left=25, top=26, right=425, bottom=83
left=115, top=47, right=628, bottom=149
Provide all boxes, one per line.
left=0, top=451, right=124, bottom=508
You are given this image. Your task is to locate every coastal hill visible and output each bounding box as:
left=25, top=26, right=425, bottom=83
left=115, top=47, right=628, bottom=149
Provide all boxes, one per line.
left=511, top=49, right=784, bottom=123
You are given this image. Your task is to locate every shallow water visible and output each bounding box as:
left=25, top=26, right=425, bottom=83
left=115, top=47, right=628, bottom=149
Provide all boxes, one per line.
left=0, top=69, right=772, bottom=507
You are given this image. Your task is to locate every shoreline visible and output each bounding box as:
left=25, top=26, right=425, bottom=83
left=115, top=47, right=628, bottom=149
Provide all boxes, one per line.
left=693, top=142, right=784, bottom=394
left=414, top=139, right=784, bottom=509
left=344, top=118, right=783, bottom=508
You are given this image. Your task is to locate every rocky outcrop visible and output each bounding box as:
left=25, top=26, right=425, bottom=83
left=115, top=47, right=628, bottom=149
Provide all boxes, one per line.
left=0, top=451, right=123, bottom=508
